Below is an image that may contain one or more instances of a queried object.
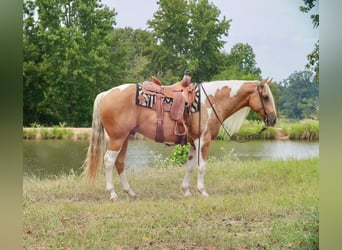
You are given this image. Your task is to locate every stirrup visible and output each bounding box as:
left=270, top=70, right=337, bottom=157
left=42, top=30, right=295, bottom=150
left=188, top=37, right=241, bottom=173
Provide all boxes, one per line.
left=174, top=122, right=188, bottom=136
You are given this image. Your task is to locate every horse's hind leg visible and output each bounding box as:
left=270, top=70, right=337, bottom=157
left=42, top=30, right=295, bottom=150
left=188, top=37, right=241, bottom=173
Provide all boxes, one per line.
left=115, top=137, right=136, bottom=198
left=104, top=149, right=120, bottom=200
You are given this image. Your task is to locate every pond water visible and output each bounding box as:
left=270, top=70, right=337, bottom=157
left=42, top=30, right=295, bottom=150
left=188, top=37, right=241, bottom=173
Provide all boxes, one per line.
left=23, top=139, right=319, bottom=178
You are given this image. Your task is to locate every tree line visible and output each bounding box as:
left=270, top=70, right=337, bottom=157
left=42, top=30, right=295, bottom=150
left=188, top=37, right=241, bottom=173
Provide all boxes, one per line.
left=23, top=0, right=318, bottom=127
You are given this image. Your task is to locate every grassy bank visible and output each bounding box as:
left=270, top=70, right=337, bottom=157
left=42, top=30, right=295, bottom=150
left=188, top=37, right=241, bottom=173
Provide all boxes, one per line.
left=219, top=119, right=319, bottom=141
left=24, top=158, right=318, bottom=249
left=23, top=119, right=319, bottom=141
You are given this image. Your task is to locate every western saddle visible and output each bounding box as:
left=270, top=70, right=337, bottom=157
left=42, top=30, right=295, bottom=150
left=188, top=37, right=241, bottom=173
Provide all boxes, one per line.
left=142, top=71, right=195, bottom=145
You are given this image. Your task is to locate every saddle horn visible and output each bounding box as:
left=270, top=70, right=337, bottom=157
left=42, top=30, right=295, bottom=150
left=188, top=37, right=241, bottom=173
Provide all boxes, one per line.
left=151, top=76, right=162, bottom=86
left=181, top=70, right=191, bottom=87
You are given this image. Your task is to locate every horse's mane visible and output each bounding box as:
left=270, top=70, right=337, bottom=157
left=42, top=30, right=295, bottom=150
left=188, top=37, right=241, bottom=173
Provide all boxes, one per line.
left=223, top=107, right=250, bottom=137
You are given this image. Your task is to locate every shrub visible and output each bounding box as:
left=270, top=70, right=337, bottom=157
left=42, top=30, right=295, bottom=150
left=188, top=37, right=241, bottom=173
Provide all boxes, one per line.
left=165, top=144, right=190, bottom=166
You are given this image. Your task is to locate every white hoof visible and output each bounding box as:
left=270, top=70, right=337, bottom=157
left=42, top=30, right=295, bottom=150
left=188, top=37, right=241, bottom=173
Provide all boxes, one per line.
left=181, top=186, right=192, bottom=197
left=198, top=188, right=209, bottom=197
left=201, top=191, right=209, bottom=197
left=184, top=190, right=192, bottom=197
left=126, top=189, right=136, bottom=198
left=109, top=191, right=118, bottom=200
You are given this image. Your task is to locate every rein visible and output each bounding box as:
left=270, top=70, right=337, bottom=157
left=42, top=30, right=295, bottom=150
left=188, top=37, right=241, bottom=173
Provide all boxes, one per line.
left=199, top=83, right=267, bottom=143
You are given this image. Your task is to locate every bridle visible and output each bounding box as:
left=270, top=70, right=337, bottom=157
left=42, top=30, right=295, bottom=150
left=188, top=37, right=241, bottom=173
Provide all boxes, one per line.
left=256, top=83, right=270, bottom=125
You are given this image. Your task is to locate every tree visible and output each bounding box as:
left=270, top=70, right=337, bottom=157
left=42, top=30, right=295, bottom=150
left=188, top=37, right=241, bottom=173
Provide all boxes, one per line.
left=23, top=0, right=128, bottom=126
left=147, top=0, right=190, bottom=82
left=300, top=0, right=319, bottom=28
left=300, top=0, right=319, bottom=82
left=188, top=0, right=230, bottom=82
left=214, top=43, right=261, bottom=80
left=114, top=28, right=156, bottom=83
left=280, top=71, right=318, bottom=119
left=147, top=0, right=230, bottom=83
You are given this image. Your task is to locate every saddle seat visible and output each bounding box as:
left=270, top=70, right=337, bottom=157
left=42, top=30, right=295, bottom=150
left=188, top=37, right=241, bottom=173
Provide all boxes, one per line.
left=141, top=74, right=195, bottom=145
left=142, top=75, right=194, bottom=103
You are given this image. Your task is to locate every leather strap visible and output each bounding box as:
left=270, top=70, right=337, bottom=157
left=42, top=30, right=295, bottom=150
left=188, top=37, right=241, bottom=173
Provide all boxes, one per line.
left=155, top=94, right=164, bottom=142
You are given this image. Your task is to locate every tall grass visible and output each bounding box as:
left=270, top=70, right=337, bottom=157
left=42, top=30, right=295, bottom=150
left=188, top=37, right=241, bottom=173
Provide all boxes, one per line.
left=23, top=127, right=86, bottom=140
left=282, top=119, right=319, bottom=140
left=24, top=158, right=318, bottom=249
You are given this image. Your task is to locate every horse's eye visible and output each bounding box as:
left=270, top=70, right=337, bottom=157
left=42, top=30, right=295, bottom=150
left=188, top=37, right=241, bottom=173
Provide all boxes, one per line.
left=263, top=95, right=269, bottom=101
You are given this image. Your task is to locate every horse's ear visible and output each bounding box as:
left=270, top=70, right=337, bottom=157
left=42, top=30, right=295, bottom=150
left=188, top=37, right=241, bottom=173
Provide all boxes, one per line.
left=266, top=77, right=273, bottom=85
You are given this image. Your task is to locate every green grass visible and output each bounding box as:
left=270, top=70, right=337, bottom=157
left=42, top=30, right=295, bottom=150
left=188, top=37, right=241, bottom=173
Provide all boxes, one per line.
left=232, top=120, right=277, bottom=140
left=282, top=119, right=319, bottom=140
left=23, top=158, right=318, bottom=249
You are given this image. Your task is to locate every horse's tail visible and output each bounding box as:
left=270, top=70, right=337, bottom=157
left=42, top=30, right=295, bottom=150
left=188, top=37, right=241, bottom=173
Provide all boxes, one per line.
left=83, top=91, right=106, bottom=183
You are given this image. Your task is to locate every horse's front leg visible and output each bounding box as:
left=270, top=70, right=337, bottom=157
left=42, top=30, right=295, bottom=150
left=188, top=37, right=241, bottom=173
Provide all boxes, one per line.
left=197, top=157, right=209, bottom=197
left=181, top=145, right=196, bottom=197
left=196, top=137, right=210, bottom=197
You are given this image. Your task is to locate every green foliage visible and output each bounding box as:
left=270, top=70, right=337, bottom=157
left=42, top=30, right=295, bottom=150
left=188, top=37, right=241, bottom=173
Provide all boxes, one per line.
left=300, top=0, right=319, bottom=82
left=187, top=0, right=230, bottom=82
left=166, top=144, right=190, bottom=166
left=148, top=0, right=230, bottom=83
left=23, top=0, right=317, bottom=127
left=300, top=0, right=319, bottom=28
left=23, top=0, right=129, bottom=126
left=306, top=41, right=319, bottom=83
left=279, top=71, right=318, bottom=119
left=213, top=43, right=262, bottom=81
left=114, top=28, right=156, bottom=83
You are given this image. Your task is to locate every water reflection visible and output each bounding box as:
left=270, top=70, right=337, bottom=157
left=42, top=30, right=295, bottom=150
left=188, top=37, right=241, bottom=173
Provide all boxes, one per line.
left=23, top=139, right=318, bottom=178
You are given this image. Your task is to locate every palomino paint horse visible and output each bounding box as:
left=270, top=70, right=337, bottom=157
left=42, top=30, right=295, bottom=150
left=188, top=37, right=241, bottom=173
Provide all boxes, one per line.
left=84, top=77, right=277, bottom=200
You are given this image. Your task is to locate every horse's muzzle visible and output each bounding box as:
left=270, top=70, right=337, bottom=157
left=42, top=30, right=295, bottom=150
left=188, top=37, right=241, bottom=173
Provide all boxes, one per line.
left=265, top=115, right=277, bottom=127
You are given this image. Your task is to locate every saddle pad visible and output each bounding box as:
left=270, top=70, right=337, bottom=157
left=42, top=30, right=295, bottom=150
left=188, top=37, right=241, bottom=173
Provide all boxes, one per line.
left=136, top=83, right=201, bottom=112
left=136, top=83, right=173, bottom=109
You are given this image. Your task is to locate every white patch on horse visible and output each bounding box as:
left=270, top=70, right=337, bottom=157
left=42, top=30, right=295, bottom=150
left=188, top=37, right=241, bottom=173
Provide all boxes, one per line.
left=115, top=84, right=131, bottom=91
left=224, top=107, right=251, bottom=135
left=104, top=150, right=120, bottom=200
left=200, top=80, right=251, bottom=102
left=103, top=84, right=131, bottom=97
left=195, top=135, right=208, bottom=197
left=199, top=81, right=250, bottom=135
left=119, top=170, right=136, bottom=197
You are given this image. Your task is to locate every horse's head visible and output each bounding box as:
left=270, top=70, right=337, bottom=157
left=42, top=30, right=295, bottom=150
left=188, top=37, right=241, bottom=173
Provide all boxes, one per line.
left=249, top=78, right=277, bottom=127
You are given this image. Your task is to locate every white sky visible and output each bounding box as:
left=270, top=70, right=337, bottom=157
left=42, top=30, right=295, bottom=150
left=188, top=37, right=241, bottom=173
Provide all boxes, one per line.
left=102, top=0, right=319, bottom=82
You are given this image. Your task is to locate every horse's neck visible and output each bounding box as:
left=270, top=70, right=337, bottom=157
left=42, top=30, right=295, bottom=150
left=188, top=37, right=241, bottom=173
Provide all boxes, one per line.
left=204, top=81, right=254, bottom=121
left=221, top=97, right=249, bottom=121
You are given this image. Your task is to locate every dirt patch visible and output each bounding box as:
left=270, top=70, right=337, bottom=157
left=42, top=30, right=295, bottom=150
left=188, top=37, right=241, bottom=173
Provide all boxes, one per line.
left=275, top=128, right=289, bottom=140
